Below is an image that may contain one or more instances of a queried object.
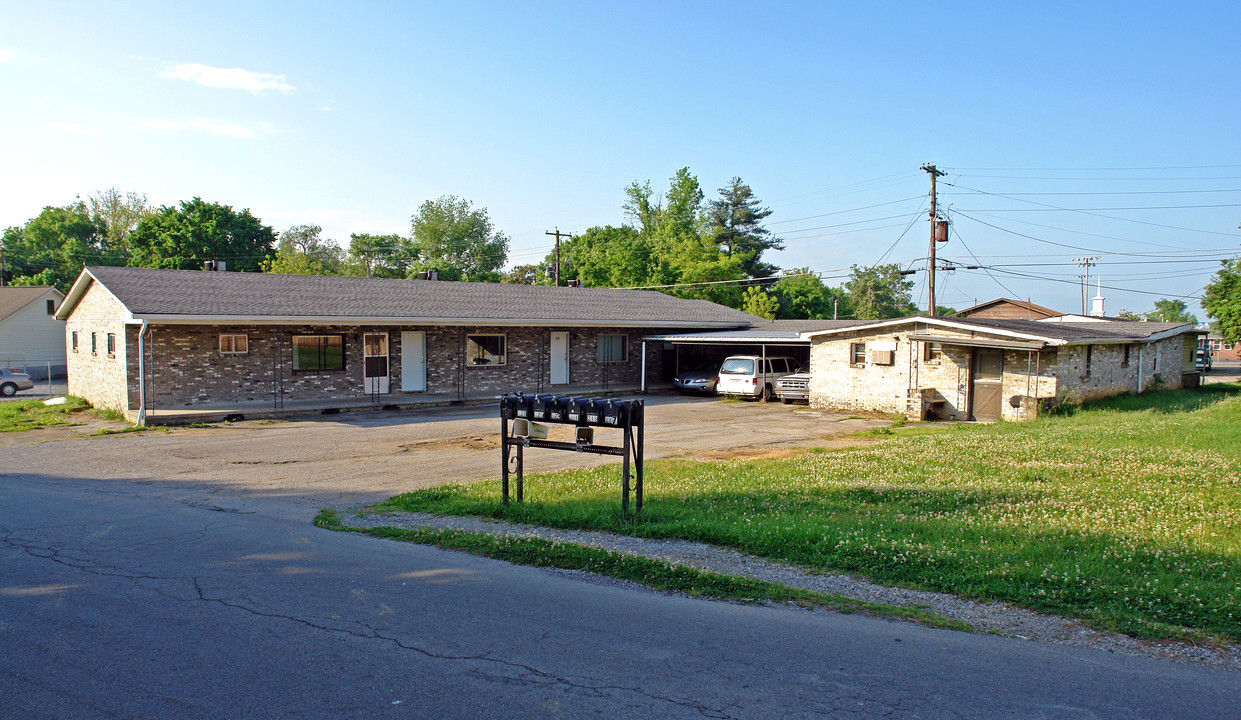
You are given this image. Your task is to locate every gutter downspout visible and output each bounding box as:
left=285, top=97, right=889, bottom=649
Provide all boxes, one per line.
left=136, top=320, right=149, bottom=427
left=640, top=340, right=647, bottom=394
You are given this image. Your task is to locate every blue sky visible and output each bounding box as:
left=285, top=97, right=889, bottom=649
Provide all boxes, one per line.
left=3, top=1, right=1238, bottom=318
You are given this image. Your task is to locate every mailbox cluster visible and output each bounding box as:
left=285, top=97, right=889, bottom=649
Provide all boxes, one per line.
left=500, top=393, right=643, bottom=429
left=499, top=392, right=645, bottom=513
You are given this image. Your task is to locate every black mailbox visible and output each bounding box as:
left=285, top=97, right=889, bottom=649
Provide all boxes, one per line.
left=514, top=394, right=533, bottom=419
left=500, top=392, right=525, bottom=420
left=547, top=395, right=571, bottom=422
left=567, top=397, right=593, bottom=425
left=583, top=397, right=607, bottom=426
left=602, top=399, right=628, bottom=427
left=531, top=394, right=557, bottom=420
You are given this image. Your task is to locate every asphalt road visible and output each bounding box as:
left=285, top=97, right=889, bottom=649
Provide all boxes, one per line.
left=4, top=472, right=1239, bottom=720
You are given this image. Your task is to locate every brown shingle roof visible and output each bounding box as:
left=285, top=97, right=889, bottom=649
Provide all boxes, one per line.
left=74, top=266, right=759, bottom=328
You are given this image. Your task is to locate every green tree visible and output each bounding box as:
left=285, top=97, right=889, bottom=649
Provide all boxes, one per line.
left=345, top=233, right=410, bottom=278
left=501, top=264, right=547, bottom=285
left=408, top=195, right=508, bottom=282
left=89, top=187, right=152, bottom=246
left=741, top=286, right=779, bottom=319
left=1145, top=298, right=1197, bottom=324
left=1115, top=309, right=1144, bottom=321
left=706, top=177, right=782, bottom=278
left=261, top=225, right=344, bottom=275
left=125, top=198, right=276, bottom=272
left=1203, top=258, right=1241, bottom=343
left=771, top=268, right=845, bottom=319
left=553, top=225, right=667, bottom=289
left=0, top=201, right=112, bottom=290
left=845, top=264, right=917, bottom=320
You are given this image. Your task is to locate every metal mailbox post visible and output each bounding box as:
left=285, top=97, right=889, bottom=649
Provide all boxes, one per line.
left=500, top=393, right=645, bottom=514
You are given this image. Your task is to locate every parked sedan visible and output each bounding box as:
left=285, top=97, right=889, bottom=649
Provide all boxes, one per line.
left=673, top=363, right=720, bottom=395
left=0, top=368, right=35, bottom=397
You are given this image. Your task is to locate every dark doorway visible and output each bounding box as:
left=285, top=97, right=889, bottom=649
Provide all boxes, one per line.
left=971, top=348, right=1003, bottom=421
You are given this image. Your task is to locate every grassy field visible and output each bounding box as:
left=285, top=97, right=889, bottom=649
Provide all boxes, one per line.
left=375, top=385, right=1241, bottom=641
left=0, top=396, right=93, bottom=432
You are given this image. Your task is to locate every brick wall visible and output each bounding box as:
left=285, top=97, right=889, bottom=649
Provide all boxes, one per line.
left=64, top=282, right=132, bottom=416
left=136, top=324, right=669, bottom=409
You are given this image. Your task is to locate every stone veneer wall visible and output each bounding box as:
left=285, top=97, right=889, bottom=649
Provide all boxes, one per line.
left=63, top=281, right=132, bottom=416
left=139, top=324, right=668, bottom=409
left=1055, top=336, right=1184, bottom=404
left=807, top=324, right=1187, bottom=422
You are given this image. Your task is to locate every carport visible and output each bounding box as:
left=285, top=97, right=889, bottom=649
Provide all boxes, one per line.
left=640, top=320, right=863, bottom=392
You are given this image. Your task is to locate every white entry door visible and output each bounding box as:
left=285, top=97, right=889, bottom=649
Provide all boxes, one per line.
left=400, top=331, right=426, bottom=392
left=550, top=331, right=569, bottom=385
left=363, top=332, right=390, bottom=394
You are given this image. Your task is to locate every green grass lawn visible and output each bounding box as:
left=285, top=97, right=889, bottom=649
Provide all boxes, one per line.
left=0, top=396, right=93, bottom=432
left=375, top=385, right=1241, bottom=641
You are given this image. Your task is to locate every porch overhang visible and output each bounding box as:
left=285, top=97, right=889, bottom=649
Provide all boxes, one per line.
left=907, top=334, right=1048, bottom=352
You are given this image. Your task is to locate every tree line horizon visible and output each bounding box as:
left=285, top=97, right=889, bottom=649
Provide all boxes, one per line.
left=1, top=168, right=1231, bottom=331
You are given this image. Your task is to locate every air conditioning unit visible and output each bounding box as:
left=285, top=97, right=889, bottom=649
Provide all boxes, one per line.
left=870, top=349, right=895, bottom=366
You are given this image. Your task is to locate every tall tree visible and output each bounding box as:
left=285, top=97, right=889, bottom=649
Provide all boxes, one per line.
left=125, top=198, right=276, bottom=272
left=345, top=233, right=410, bottom=278
left=0, top=201, right=112, bottom=290
left=262, top=225, right=344, bottom=275
left=771, top=268, right=846, bottom=319
left=408, top=195, right=508, bottom=282
left=706, top=177, right=782, bottom=278
left=1203, top=258, right=1241, bottom=343
left=845, top=264, right=918, bottom=320
left=1145, top=298, right=1197, bottom=324
left=89, top=187, right=152, bottom=247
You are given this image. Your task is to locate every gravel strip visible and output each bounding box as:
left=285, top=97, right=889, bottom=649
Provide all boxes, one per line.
left=342, top=511, right=1240, bottom=672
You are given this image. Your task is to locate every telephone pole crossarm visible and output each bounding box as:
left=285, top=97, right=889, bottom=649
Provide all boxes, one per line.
left=546, top=227, right=572, bottom=286
left=921, top=164, right=947, bottom=316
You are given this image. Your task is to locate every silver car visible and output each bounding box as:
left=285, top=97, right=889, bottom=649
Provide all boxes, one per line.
left=673, top=363, right=719, bottom=395
left=0, top=368, right=35, bottom=397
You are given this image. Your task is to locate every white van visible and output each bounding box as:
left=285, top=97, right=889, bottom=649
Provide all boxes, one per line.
left=716, top=355, right=798, bottom=401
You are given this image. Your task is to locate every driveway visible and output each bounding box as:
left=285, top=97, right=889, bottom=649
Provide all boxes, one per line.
left=0, top=394, right=886, bottom=518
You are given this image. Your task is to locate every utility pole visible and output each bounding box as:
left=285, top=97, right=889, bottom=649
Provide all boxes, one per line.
left=922, top=164, right=947, bottom=316
left=545, top=228, right=571, bottom=286
left=1072, top=256, right=1100, bottom=314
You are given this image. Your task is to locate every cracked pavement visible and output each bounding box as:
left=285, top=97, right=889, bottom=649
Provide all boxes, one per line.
left=2, top=398, right=1240, bottom=717
left=4, top=474, right=1241, bottom=718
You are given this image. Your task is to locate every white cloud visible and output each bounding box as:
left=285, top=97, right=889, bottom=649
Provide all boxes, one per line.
left=130, top=117, right=264, bottom=139
left=159, top=62, right=295, bottom=94
left=45, top=123, right=99, bottom=136
left=0, top=48, right=25, bottom=63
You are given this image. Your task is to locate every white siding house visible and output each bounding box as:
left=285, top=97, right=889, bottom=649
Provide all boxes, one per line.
left=0, top=286, right=67, bottom=380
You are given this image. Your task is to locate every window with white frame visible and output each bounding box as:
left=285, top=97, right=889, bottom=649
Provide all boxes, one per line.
left=849, top=342, right=866, bottom=365
left=466, top=334, right=506, bottom=366
left=597, top=334, right=627, bottom=363
left=106, top=333, right=116, bottom=357
left=922, top=341, right=943, bottom=362
left=219, top=334, right=249, bottom=355
left=71, top=331, right=79, bottom=352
